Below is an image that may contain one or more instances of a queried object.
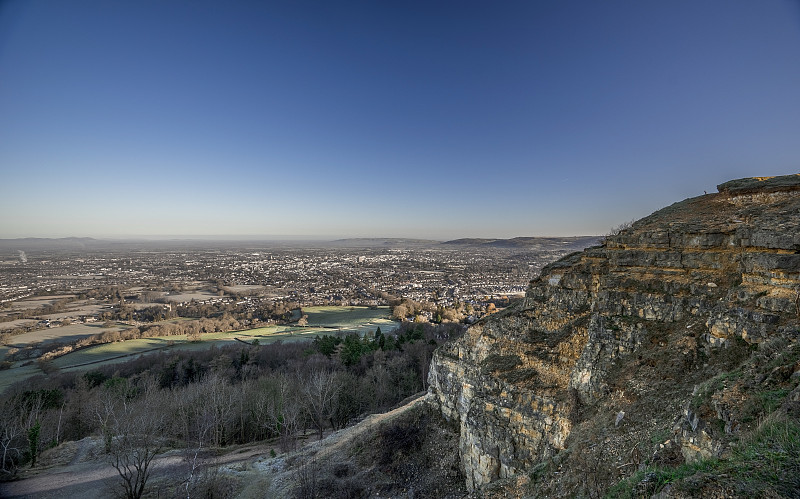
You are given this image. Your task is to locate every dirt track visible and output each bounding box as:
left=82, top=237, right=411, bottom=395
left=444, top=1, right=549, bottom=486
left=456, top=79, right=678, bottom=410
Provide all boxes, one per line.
left=307, top=393, right=427, bottom=462
left=0, top=438, right=276, bottom=499
left=0, top=394, right=428, bottom=498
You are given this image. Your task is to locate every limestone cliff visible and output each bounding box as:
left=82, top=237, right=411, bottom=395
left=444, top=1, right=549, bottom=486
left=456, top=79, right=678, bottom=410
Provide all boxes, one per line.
left=428, top=175, right=800, bottom=496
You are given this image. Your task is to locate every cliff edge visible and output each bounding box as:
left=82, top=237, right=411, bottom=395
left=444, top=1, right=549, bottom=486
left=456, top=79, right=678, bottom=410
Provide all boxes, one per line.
left=428, top=174, right=800, bottom=497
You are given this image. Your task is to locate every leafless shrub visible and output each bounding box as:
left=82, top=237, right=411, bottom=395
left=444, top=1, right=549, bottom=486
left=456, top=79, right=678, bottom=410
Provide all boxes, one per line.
left=37, top=358, right=59, bottom=375
left=184, top=465, right=238, bottom=499
left=377, top=415, right=426, bottom=466
left=293, top=458, right=319, bottom=499
left=605, top=220, right=634, bottom=241
left=572, top=443, right=620, bottom=498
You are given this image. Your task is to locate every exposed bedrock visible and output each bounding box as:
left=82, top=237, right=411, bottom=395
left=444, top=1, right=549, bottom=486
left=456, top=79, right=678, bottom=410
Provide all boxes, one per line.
left=427, top=174, right=800, bottom=491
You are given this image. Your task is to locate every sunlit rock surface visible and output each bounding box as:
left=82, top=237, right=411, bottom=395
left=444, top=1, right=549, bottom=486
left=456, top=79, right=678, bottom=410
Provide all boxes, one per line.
left=428, top=174, right=800, bottom=491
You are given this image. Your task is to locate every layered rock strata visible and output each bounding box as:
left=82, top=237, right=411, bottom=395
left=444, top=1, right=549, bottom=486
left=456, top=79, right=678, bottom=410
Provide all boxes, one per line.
left=428, top=174, right=800, bottom=490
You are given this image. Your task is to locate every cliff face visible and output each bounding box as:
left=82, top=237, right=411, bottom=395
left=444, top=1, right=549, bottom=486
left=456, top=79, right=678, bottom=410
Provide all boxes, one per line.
left=428, top=175, right=800, bottom=494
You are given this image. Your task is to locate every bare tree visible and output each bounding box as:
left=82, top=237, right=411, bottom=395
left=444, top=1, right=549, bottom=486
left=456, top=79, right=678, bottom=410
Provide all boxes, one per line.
left=368, top=360, right=393, bottom=409
left=0, top=398, right=24, bottom=474
left=173, top=382, right=214, bottom=498
left=110, top=433, right=159, bottom=499
left=254, top=373, right=302, bottom=451
left=108, top=380, right=166, bottom=499
left=93, top=388, right=119, bottom=454
left=0, top=391, right=45, bottom=473
left=299, top=369, right=339, bottom=440
left=190, top=373, right=235, bottom=447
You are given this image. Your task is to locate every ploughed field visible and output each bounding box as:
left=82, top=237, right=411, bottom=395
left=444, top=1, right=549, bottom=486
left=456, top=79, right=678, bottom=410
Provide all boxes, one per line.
left=0, top=306, right=395, bottom=392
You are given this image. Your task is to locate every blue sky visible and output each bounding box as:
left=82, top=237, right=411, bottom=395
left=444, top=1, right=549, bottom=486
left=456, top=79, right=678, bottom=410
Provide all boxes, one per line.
left=1, top=1, right=799, bottom=240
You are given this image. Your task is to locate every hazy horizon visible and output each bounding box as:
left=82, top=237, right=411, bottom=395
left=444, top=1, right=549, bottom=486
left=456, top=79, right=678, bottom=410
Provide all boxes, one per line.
left=0, top=233, right=602, bottom=242
left=1, top=1, right=799, bottom=240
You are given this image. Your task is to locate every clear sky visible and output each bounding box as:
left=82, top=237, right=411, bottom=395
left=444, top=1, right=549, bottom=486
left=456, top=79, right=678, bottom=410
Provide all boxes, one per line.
left=1, top=1, right=799, bottom=240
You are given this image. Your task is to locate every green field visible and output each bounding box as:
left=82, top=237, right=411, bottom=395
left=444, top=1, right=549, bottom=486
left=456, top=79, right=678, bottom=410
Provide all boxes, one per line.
left=0, top=306, right=396, bottom=392
left=5, top=322, right=135, bottom=348
left=53, top=326, right=319, bottom=371
left=0, top=363, right=40, bottom=394
left=303, top=305, right=394, bottom=331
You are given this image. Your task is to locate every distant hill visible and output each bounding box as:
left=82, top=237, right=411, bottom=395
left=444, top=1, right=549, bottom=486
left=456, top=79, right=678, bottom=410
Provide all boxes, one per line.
left=442, top=236, right=601, bottom=250
left=328, top=238, right=441, bottom=248
left=0, top=235, right=603, bottom=252
left=441, top=238, right=498, bottom=245
left=0, top=237, right=100, bottom=251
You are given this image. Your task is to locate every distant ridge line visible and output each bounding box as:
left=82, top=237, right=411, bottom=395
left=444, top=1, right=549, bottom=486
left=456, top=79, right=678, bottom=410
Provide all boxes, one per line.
left=0, top=235, right=603, bottom=251
left=441, top=236, right=602, bottom=248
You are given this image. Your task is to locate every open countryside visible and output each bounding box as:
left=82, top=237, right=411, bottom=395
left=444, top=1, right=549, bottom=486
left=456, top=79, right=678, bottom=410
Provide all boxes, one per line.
left=0, top=239, right=583, bottom=398
left=0, top=306, right=395, bottom=391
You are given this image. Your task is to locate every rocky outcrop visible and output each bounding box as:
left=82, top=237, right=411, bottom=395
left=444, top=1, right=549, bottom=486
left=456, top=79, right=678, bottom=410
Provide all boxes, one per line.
left=428, top=174, right=800, bottom=492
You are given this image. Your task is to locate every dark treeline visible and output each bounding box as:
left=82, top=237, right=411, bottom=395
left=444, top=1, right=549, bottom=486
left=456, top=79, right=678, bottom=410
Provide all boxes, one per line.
left=108, top=299, right=302, bottom=324
left=0, top=322, right=464, bottom=477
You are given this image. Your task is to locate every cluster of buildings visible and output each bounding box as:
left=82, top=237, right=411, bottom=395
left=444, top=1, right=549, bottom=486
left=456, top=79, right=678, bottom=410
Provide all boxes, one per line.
left=0, top=242, right=587, bottom=317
